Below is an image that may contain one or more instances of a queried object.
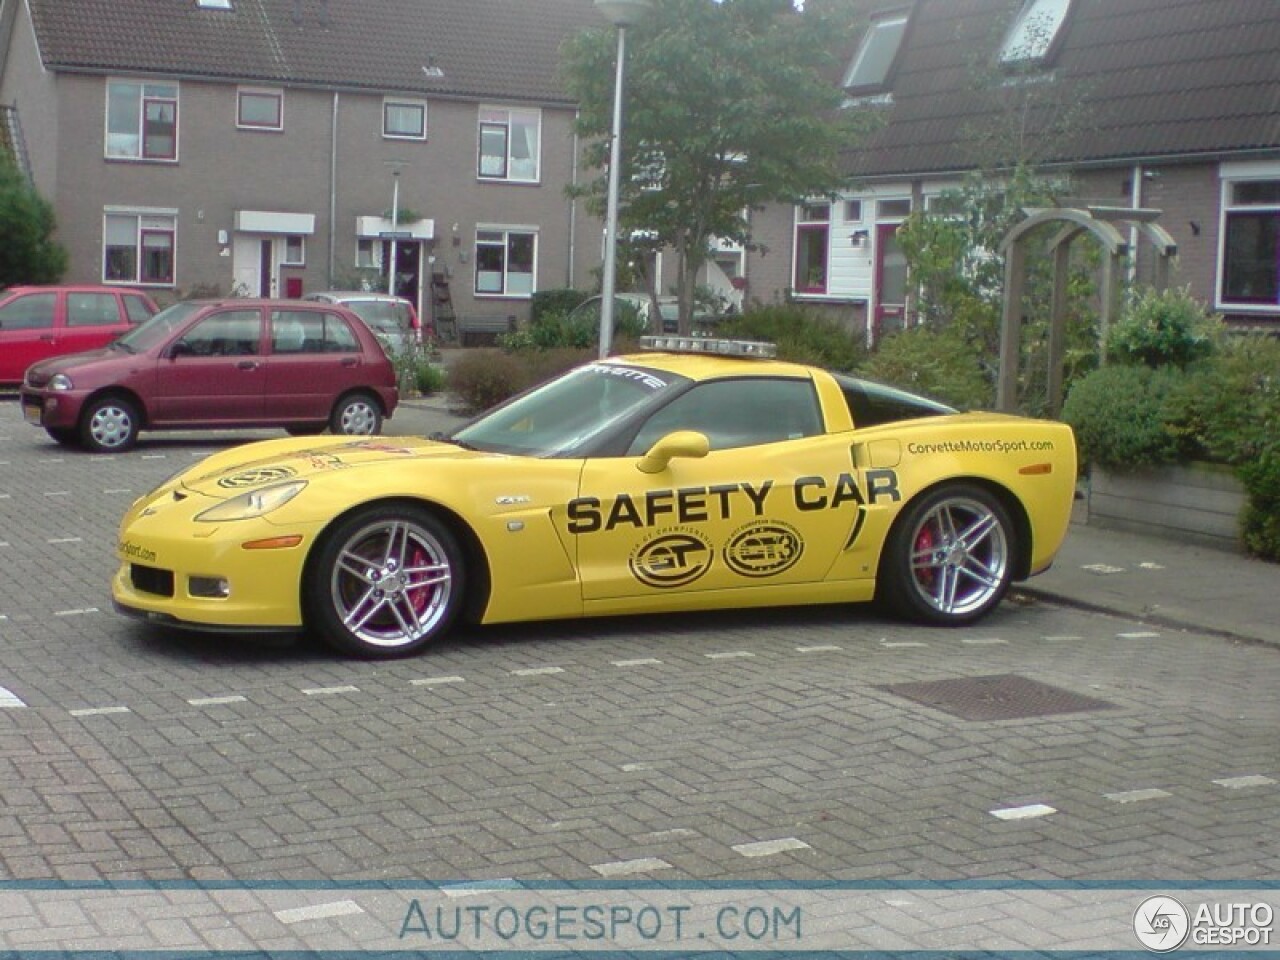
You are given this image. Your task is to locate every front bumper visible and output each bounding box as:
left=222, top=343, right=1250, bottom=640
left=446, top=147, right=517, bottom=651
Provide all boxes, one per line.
left=19, top=388, right=87, bottom=430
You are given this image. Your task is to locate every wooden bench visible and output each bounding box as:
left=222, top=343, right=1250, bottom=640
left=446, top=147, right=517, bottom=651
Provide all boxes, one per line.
left=456, top=314, right=516, bottom=346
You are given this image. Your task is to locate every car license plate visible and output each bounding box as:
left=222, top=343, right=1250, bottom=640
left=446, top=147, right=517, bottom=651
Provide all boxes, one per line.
left=22, top=402, right=42, bottom=425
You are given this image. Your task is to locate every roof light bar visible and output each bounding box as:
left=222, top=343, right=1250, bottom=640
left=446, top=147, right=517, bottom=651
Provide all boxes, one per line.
left=640, top=335, right=777, bottom=359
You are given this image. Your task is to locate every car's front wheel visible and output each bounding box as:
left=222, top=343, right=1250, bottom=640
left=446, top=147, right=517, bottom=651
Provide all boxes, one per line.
left=330, top=393, right=382, bottom=436
left=80, top=395, right=140, bottom=453
left=305, top=504, right=464, bottom=657
left=879, top=483, right=1014, bottom=625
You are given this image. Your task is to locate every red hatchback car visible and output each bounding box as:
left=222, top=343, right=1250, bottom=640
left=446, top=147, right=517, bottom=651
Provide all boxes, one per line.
left=19, top=299, right=399, bottom=452
left=0, top=285, right=159, bottom=385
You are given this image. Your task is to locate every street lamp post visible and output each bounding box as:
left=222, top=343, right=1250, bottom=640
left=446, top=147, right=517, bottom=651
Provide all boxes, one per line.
left=595, top=0, right=651, bottom=360
left=387, top=168, right=400, bottom=297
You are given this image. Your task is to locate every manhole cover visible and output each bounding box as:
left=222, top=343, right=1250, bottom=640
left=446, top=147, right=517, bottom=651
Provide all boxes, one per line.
left=876, top=673, right=1116, bottom=721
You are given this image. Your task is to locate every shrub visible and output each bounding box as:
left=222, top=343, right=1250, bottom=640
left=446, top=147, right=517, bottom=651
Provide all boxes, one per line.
left=858, top=325, right=993, bottom=410
left=1106, top=287, right=1222, bottom=369
left=446, top=346, right=593, bottom=413
left=1061, top=364, right=1185, bottom=470
left=1165, top=334, right=1280, bottom=464
left=1239, top=451, right=1280, bottom=561
left=531, top=288, right=589, bottom=324
left=717, top=305, right=864, bottom=370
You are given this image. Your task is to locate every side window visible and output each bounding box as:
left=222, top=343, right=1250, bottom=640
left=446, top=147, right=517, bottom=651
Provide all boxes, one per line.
left=270, top=309, right=324, bottom=355
left=123, top=295, right=156, bottom=324
left=477, top=106, right=541, bottom=182
left=0, top=293, right=56, bottom=331
left=324, top=313, right=359, bottom=352
left=627, top=378, right=822, bottom=454
left=66, top=293, right=120, bottom=328
left=174, top=310, right=261, bottom=357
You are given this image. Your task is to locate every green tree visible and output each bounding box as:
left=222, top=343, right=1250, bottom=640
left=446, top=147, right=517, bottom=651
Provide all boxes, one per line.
left=563, top=0, right=868, bottom=334
left=0, top=154, right=67, bottom=285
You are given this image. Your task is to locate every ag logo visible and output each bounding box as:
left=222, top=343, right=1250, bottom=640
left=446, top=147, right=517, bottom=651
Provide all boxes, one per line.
left=629, top=530, right=713, bottom=588
left=724, top=520, right=803, bottom=578
left=218, top=466, right=297, bottom=488
left=1133, top=895, right=1190, bottom=952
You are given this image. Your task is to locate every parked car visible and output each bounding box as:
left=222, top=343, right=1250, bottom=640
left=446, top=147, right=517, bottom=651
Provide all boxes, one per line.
left=0, top=285, right=158, bottom=386
left=566, top=293, right=680, bottom=335
left=304, top=291, right=424, bottom=354
left=111, top=335, right=1077, bottom=657
left=19, top=299, right=398, bottom=452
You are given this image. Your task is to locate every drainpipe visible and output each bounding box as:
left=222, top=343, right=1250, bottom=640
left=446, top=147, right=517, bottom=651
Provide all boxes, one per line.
left=1129, top=162, right=1142, bottom=286
left=568, top=111, right=580, bottom=289
left=328, top=91, right=339, bottom=287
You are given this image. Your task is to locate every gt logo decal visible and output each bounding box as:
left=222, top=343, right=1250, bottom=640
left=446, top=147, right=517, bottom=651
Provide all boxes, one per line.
left=724, top=521, right=803, bottom=578
left=629, top=530, right=713, bottom=588
left=217, top=466, right=297, bottom=488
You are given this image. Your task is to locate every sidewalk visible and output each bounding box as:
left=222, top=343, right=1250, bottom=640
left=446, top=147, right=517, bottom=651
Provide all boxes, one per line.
left=1021, top=519, right=1280, bottom=648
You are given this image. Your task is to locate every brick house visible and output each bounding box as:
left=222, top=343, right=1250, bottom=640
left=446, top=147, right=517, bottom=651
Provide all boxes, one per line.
left=0, top=0, right=602, bottom=330
left=747, top=0, right=1280, bottom=343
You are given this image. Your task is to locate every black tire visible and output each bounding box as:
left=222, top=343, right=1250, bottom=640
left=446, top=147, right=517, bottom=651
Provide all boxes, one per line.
left=285, top=425, right=326, bottom=436
left=46, top=427, right=79, bottom=447
left=330, top=393, right=382, bottom=436
left=879, top=483, right=1014, bottom=626
left=80, top=395, right=140, bottom=453
left=304, top=503, right=464, bottom=657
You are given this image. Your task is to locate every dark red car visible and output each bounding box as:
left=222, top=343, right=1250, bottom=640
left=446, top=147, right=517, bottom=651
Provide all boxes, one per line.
left=19, top=299, right=399, bottom=452
left=0, top=285, right=158, bottom=385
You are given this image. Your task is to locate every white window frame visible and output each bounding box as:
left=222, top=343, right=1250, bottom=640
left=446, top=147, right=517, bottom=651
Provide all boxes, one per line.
left=105, top=79, right=179, bottom=161
left=282, top=235, right=306, bottom=267
left=843, top=10, right=909, bottom=92
left=236, top=87, right=284, bottom=131
left=999, top=0, right=1073, bottom=65
left=383, top=98, right=428, bottom=141
left=474, top=226, right=538, bottom=297
left=792, top=202, right=831, bottom=296
left=356, top=238, right=380, bottom=270
left=477, top=106, right=542, bottom=183
left=102, top=208, right=178, bottom=287
left=1217, top=162, right=1280, bottom=313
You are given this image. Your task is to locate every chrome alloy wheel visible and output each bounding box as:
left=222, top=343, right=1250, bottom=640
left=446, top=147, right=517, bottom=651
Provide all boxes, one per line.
left=84, top=399, right=138, bottom=452
left=906, top=495, right=1010, bottom=617
left=335, top=397, right=379, bottom=435
left=330, top=518, right=453, bottom=649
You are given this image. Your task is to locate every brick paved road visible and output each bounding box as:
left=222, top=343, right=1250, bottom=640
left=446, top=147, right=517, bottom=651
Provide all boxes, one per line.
left=1, top=399, right=1277, bottom=885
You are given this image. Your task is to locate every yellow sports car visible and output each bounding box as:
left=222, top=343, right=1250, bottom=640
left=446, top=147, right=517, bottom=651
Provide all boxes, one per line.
left=113, top=337, right=1077, bottom=657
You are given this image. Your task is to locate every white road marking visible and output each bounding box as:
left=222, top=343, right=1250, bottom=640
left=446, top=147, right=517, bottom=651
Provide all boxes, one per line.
left=1138, top=562, right=1166, bottom=570
left=511, top=666, right=564, bottom=676
left=0, top=686, right=28, bottom=709
left=302, top=685, right=360, bottom=696
left=188, top=695, right=248, bottom=706
left=590, top=857, right=673, bottom=877
left=1082, top=563, right=1125, bottom=574
left=732, top=837, right=811, bottom=857
left=103, top=488, right=133, bottom=494
left=1117, top=631, right=1161, bottom=639
left=54, top=607, right=100, bottom=617
left=613, top=657, right=663, bottom=667
left=796, top=644, right=842, bottom=652
left=43, top=491, right=71, bottom=497
left=880, top=640, right=928, bottom=648
left=704, top=650, right=755, bottom=660
left=47, top=537, right=83, bottom=544
left=1213, top=775, right=1276, bottom=789
left=70, top=706, right=132, bottom=717
left=274, top=900, right=365, bottom=924
left=1042, top=635, right=1082, bottom=641
left=619, top=763, right=653, bottom=772
left=961, top=637, right=1007, bottom=645
left=1104, top=788, right=1172, bottom=804
left=990, top=803, right=1057, bottom=820
left=141, top=454, right=168, bottom=460
left=410, top=675, right=466, bottom=686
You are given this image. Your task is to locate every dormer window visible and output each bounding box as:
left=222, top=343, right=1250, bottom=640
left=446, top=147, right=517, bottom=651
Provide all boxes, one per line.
left=999, top=0, right=1073, bottom=65
left=843, top=9, right=910, bottom=93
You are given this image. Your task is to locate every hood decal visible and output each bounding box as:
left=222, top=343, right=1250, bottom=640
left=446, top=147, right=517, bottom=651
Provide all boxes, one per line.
left=217, top=466, right=299, bottom=489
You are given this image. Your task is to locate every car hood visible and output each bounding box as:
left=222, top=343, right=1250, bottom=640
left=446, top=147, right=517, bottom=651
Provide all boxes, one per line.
left=177, top=435, right=489, bottom=497
left=25, top=347, right=118, bottom=382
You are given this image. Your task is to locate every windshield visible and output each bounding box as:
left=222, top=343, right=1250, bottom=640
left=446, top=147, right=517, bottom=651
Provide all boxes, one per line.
left=347, top=300, right=409, bottom=333
left=451, top=362, right=688, bottom=457
left=116, top=302, right=202, bottom=352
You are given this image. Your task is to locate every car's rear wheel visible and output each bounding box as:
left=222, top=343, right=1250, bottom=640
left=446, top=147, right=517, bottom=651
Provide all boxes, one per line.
left=305, top=504, right=464, bottom=657
left=330, top=393, right=381, bottom=436
left=46, top=427, right=79, bottom=447
left=879, top=483, right=1013, bottom=625
left=80, top=395, right=140, bottom=453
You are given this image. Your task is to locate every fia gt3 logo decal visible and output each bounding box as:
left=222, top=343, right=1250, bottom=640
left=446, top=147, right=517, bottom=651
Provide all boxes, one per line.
left=629, top=530, right=713, bottom=588
left=217, top=466, right=297, bottom=488
left=723, top=520, right=803, bottom=578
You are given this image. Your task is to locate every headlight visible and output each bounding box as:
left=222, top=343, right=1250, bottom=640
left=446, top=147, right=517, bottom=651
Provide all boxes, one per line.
left=195, top=481, right=308, bottom=522
left=48, top=374, right=74, bottom=391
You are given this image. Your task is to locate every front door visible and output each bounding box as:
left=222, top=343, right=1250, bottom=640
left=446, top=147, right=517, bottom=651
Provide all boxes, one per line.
left=381, top=240, right=421, bottom=317
left=874, top=222, right=908, bottom=342
left=151, top=308, right=266, bottom=424
left=232, top=235, right=279, bottom=298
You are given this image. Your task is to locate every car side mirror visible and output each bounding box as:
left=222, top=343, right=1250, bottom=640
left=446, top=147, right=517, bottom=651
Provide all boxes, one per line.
left=636, top=430, right=710, bottom=474
left=169, top=341, right=193, bottom=359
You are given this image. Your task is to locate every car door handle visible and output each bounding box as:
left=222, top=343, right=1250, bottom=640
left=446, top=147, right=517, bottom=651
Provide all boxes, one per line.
left=341, top=357, right=357, bottom=367
left=237, top=360, right=259, bottom=370
left=39, top=334, right=55, bottom=341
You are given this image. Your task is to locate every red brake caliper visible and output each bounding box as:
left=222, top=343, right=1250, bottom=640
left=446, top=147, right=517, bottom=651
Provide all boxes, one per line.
left=913, top=522, right=936, bottom=589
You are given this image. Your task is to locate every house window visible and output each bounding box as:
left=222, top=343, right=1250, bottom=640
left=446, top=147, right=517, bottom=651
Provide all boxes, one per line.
left=356, top=238, right=378, bottom=269
left=475, top=228, right=536, bottom=296
left=1221, top=178, right=1280, bottom=307
left=104, top=213, right=175, bottom=285
left=384, top=99, right=427, bottom=140
left=282, top=235, right=305, bottom=266
left=843, top=10, right=909, bottom=92
left=844, top=200, right=864, bottom=222
left=106, top=81, right=178, bottom=160
left=478, top=106, right=541, bottom=182
left=237, top=89, right=283, bottom=130
left=878, top=198, right=912, bottom=219
left=794, top=204, right=830, bottom=295
left=999, top=0, right=1073, bottom=65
